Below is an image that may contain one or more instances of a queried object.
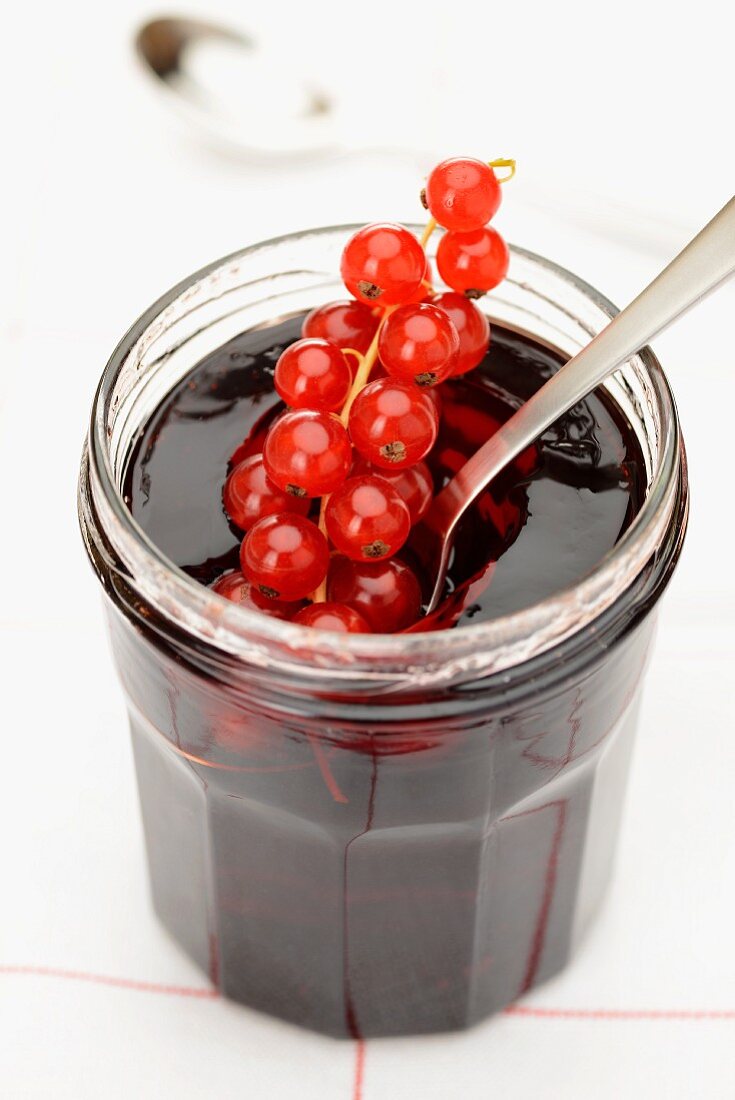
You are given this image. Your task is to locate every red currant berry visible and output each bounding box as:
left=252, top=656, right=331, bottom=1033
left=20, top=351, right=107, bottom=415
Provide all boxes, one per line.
left=378, top=302, right=459, bottom=387
left=325, top=475, right=410, bottom=561
left=436, top=227, right=509, bottom=298
left=382, top=258, right=433, bottom=307
left=264, top=409, right=352, bottom=498
left=302, top=299, right=379, bottom=356
left=432, top=292, right=490, bottom=375
left=293, top=602, right=371, bottom=633
left=240, top=513, right=329, bottom=601
left=349, top=377, right=438, bottom=469
left=328, top=556, right=421, bottom=632
left=212, top=570, right=303, bottom=619
left=223, top=454, right=309, bottom=531
left=340, top=223, right=426, bottom=306
left=274, top=338, right=351, bottom=412
left=424, top=157, right=502, bottom=232
left=352, top=458, right=433, bottom=525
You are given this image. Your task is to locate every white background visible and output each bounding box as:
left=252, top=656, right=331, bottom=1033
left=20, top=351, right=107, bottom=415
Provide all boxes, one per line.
left=1, top=1, right=734, bottom=1096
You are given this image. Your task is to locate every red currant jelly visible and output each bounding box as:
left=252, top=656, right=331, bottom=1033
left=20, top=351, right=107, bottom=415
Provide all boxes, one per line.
left=124, top=313, right=643, bottom=624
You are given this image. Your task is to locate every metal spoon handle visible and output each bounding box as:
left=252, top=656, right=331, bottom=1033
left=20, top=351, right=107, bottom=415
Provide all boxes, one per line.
left=442, top=194, right=735, bottom=515
left=425, top=194, right=735, bottom=612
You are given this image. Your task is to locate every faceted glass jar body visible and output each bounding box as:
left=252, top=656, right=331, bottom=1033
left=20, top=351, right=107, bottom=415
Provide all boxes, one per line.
left=79, top=229, right=687, bottom=1038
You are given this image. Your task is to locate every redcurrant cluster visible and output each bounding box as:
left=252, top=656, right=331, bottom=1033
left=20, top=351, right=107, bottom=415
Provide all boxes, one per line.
left=216, top=156, right=513, bottom=633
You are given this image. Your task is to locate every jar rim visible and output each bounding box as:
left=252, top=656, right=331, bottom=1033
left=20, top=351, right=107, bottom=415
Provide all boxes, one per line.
left=82, top=225, right=686, bottom=689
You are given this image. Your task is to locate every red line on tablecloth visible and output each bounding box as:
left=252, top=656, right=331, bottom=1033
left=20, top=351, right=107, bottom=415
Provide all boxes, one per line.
left=4, top=965, right=366, bottom=1098
left=4, top=965, right=735, bottom=1023
left=352, top=1040, right=366, bottom=1100
left=0, top=965, right=219, bottom=999
left=503, top=1005, right=735, bottom=1020
left=4, top=965, right=735, bottom=1024
left=5, top=961, right=735, bottom=1100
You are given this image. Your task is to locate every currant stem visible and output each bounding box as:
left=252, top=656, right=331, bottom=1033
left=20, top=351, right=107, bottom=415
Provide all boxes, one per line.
left=339, top=309, right=394, bottom=425
left=309, top=157, right=515, bottom=607
left=488, top=157, right=516, bottom=183
left=420, top=218, right=437, bottom=248
left=310, top=212, right=437, bottom=605
left=310, top=314, right=395, bottom=604
left=340, top=347, right=364, bottom=372
left=310, top=501, right=331, bottom=602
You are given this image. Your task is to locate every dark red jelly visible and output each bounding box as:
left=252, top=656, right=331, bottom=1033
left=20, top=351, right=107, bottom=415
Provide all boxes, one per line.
left=123, top=315, right=643, bottom=626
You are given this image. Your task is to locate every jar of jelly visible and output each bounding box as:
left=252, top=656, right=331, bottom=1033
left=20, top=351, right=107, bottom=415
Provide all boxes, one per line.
left=78, top=228, right=688, bottom=1037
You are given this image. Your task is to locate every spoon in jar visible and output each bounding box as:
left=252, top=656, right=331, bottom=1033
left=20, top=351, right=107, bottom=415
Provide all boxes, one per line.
left=418, top=194, right=735, bottom=615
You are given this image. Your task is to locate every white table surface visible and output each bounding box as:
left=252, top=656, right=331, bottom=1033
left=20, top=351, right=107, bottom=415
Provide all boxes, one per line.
left=2, top=2, right=734, bottom=1096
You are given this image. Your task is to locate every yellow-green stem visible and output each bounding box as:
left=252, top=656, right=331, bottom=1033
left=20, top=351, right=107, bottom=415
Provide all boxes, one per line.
left=488, top=157, right=516, bottom=182
left=420, top=218, right=437, bottom=248
left=309, top=314, right=393, bottom=603
left=339, top=316, right=388, bottom=426
left=310, top=212, right=437, bottom=603
left=308, top=165, right=515, bottom=605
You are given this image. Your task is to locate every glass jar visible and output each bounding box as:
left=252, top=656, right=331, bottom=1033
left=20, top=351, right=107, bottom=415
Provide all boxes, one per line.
left=78, top=227, right=688, bottom=1038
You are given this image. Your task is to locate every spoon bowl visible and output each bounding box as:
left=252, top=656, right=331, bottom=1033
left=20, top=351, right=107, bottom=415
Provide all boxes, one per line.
left=135, top=17, right=336, bottom=158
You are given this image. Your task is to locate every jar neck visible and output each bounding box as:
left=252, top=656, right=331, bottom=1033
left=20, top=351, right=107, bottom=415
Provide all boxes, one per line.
left=80, top=229, right=688, bottom=698
left=79, top=438, right=688, bottom=713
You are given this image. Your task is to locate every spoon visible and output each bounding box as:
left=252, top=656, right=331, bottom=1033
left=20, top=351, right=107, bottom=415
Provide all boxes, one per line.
left=419, top=194, right=735, bottom=615
left=132, top=16, right=695, bottom=254
left=134, top=17, right=336, bottom=157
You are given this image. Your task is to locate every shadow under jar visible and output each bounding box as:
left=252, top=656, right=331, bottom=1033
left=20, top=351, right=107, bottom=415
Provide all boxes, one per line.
left=79, top=227, right=688, bottom=1039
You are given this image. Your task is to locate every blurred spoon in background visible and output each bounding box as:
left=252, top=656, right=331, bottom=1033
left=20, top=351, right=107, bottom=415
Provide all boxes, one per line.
left=134, top=15, right=694, bottom=255
left=135, top=17, right=342, bottom=159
